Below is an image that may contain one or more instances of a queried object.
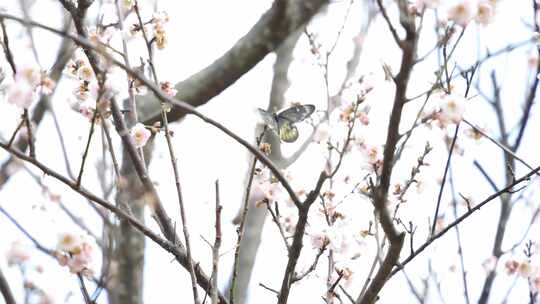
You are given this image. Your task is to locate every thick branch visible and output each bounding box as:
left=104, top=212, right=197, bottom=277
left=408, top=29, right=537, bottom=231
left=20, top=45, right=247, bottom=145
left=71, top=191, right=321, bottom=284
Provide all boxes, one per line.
left=0, top=267, right=15, bottom=304
left=139, top=0, right=329, bottom=124
left=358, top=2, right=416, bottom=303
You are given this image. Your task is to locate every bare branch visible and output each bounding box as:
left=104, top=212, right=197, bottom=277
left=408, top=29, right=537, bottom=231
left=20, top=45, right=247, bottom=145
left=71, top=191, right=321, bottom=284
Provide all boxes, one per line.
left=211, top=180, right=223, bottom=304
left=392, top=165, right=540, bottom=276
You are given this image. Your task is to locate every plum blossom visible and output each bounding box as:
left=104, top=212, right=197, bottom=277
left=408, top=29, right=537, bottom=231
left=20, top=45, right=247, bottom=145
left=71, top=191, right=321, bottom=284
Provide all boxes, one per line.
left=78, top=66, right=94, bottom=82
left=130, top=123, right=151, bottom=148
left=65, top=57, right=93, bottom=81
left=504, top=259, right=537, bottom=278
left=37, top=73, right=56, bottom=95
left=160, top=81, right=178, bottom=97
left=57, top=232, right=83, bottom=252
left=532, top=276, right=540, bottom=292
left=250, top=166, right=291, bottom=204
left=54, top=233, right=94, bottom=275
left=254, top=178, right=285, bottom=203
left=76, top=102, right=96, bottom=121
left=3, top=67, right=50, bottom=108
left=324, top=226, right=348, bottom=253
left=435, top=93, right=467, bottom=126
left=6, top=79, right=34, bottom=108
left=73, top=80, right=99, bottom=102
left=151, top=12, right=170, bottom=49
left=357, top=143, right=382, bottom=168
left=476, top=1, right=495, bottom=25
left=104, top=68, right=128, bottom=99
left=482, top=256, right=497, bottom=272
left=518, top=260, right=534, bottom=278
left=6, top=241, right=30, bottom=266
left=88, top=26, right=114, bottom=46
left=447, top=0, right=476, bottom=26
left=310, top=231, right=329, bottom=249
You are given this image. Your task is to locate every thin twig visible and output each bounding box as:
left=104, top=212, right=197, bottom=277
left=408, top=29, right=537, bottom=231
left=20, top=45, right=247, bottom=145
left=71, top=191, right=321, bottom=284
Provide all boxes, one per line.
left=265, top=200, right=291, bottom=253
left=229, top=147, right=259, bottom=304
left=6, top=116, right=25, bottom=148
left=430, top=124, right=459, bottom=236
left=211, top=180, right=222, bottom=304
left=77, top=274, right=92, bottom=304
left=292, top=244, right=327, bottom=283
left=0, top=17, right=16, bottom=74
left=463, top=118, right=537, bottom=172
left=76, top=109, right=99, bottom=188
left=0, top=205, right=52, bottom=255
left=23, top=109, right=35, bottom=158
left=392, top=165, right=540, bottom=276
left=448, top=167, right=470, bottom=304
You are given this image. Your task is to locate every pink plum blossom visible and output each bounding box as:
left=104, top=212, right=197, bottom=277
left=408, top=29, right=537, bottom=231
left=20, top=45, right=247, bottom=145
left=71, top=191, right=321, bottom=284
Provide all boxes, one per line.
left=130, top=123, right=151, bottom=148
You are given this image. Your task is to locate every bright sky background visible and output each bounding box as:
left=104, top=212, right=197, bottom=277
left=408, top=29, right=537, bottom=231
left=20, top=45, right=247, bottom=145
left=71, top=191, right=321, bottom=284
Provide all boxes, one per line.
left=1, top=0, right=540, bottom=303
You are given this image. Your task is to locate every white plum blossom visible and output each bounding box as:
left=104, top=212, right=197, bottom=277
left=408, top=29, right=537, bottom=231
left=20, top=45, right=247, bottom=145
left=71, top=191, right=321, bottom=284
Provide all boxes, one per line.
left=56, top=232, right=84, bottom=252
left=6, top=241, right=30, bottom=266
left=476, top=0, right=495, bottom=25
left=482, top=256, right=497, bottom=273
left=310, top=231, right=328, bottom=249
left=151, top=12, right=170, bottom=49
left=437, top=93, right=467, bottom=125
left=447, top=0, right=476, bottom=26
left=6, top=79, right=34, bottom=108
left=130, top=123, right=151, bottom=148
left=77, top=66, right=94, bottom=82
left=254, top=177, right=285, bottom=203
left=104, top=68, right=128, bottom=99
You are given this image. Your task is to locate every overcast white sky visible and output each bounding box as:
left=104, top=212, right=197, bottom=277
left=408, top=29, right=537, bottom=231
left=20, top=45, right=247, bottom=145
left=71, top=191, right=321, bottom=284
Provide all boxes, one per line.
left=1, top=0, right=540, bottom=303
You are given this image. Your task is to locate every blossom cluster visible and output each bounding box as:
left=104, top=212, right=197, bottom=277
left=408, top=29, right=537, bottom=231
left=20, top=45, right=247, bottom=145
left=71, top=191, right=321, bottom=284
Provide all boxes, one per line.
left=422, top=92, right=467, bottom=128
left=127, top=11, right=170, bottom=50
left=53, top=232, right=94, bottom=276
left=2, top=67, right=55, bottom=109
left=412, top=0, right=497, bottom=26
left=504, top=258, right=540, bottom=292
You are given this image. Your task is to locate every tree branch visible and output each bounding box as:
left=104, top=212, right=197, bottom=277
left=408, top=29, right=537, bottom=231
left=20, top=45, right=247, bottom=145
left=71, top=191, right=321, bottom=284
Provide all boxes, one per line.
left=0, top=266, right=16, bottom=304
left=139, top=0, right=330, bottom=124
